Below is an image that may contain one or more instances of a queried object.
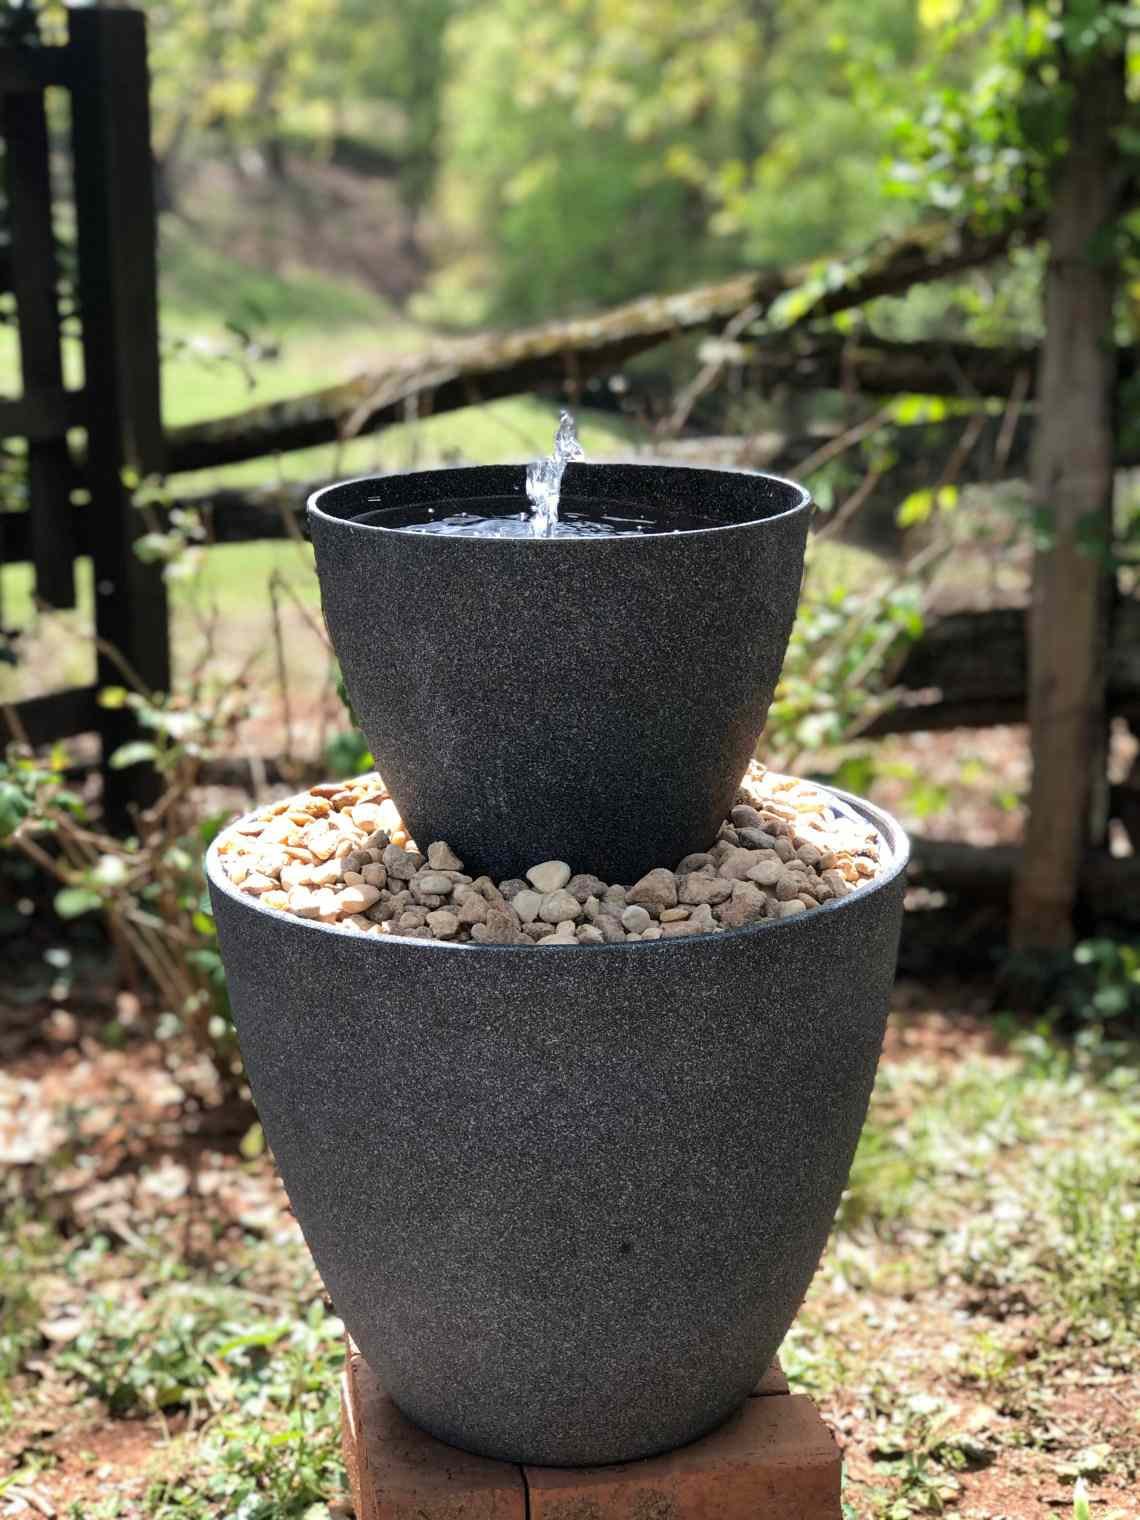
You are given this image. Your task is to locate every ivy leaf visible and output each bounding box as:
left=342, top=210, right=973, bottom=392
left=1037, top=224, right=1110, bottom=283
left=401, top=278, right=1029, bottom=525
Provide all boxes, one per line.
left=54, top=887, right=103, bottom=919
left=109, top=741, right=158, bottom=770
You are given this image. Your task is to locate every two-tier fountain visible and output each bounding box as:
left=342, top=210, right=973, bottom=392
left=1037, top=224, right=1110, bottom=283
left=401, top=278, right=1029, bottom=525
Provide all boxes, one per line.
left=206, top=419, right=908, bottom=1468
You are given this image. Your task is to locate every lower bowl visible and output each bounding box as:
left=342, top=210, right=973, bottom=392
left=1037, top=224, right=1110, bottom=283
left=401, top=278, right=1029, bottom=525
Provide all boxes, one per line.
left=206, top=786, right=908, bottom=1466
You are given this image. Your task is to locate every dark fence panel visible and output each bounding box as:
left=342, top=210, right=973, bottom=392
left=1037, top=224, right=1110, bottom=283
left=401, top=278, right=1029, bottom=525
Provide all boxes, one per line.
left=0, top=8, right=169, bottom=829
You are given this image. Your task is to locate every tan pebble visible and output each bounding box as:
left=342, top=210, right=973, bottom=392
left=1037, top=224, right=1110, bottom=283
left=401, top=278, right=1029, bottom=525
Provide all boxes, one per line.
left=331, top=790, right=356, bottom=810
left=342, top=871, right=365, bottom=886
left=822, top=870, right=850, bottom=897
left=261, top=890, right=289, bottom=911
left=525, top=920, right=557, bottom=940
left=679, top=873, right=733, bottom=905
left=513, top=889, right=543, bottom=923
left=640, top=925, right=663, bottom=941
left=351, top=803, right=385, bottom=831
left=348, top=914, right=374, bottom=932
left=660, top=906, right=690, bottom=923
left=662, top=919, right=703, bottom=937
left=309, top=859, right=342, bottom=888
left=576, top=924, right=605, bottom=945
left=377, top=799, right=403, bottom=832
left=314, top=890, right=342, bottom=922
left=288, top=888, right=322, bottom=918
left=416, top=872, right=454, bottom=895
left=340, top=884, right=381, bottom=913
left=398, top=910, right=428, bottom=931
left=308, top=832, right=337, bottom=863
left=362, top=863, right=387, bottom=888
left=458, top=893, right=488, bottom=925
left=797, top=893, right=820, bottom=909
left=227, top=860, right=250, bottom=885
left=309, top=783, right=344, bottom=799
left=773, top=837, right=795, bottom=862
left=855, top=858, right=875, bottom=878
left=526, top=860, right=572, bottom=894
left=334, top=838, right=355, bottom=860
left=540, top=890, right=582, bottom=925
left=427, top=909, right=460, bottom=939
left=243, top=872, right=278, bottom=895
left=745, top=858, right=782, bottom=889
left=427, top=841, right=463, bottom=871
left=775, top=899, right=806, bottom=919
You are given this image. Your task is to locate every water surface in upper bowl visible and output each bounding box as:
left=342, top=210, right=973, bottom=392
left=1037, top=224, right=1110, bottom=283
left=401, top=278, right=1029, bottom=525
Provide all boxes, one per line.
left=352, top=494, right=727, bottom=538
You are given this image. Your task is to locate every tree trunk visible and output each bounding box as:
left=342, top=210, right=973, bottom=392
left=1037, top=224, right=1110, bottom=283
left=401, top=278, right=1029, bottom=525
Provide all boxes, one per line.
left=1010, top=39, right=1125, bottom=949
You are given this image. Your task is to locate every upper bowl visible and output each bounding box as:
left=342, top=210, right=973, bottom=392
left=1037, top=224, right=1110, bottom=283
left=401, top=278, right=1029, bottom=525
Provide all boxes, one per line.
left=308, top=463, right=812, bottom=883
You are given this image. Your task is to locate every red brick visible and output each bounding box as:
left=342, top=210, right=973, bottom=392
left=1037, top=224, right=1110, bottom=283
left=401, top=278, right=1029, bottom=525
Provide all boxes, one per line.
left=752, top=1360, right=791, bottom=1397
left=343, top=1338, right=838, bottom=1520
left=524, top=1397, right=840, bottom=1520
left=342, top=1341, right=526, bottom=1520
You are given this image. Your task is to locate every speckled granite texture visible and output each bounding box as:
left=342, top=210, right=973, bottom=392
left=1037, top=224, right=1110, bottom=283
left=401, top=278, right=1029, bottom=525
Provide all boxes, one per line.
left=308, top=465, right=812, bottom=883
left=207, top=788, right=908, bottom=1468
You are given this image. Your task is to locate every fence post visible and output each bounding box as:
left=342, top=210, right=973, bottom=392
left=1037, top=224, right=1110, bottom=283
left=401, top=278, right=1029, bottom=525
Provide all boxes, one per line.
left=67, top=6, right=169, bottom=831
left=1, top=79, right=76, bottom=607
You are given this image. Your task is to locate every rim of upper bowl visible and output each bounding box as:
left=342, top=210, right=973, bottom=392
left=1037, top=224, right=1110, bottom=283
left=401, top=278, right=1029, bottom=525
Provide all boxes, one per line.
left=204, top=784, right=910, bottom=955
left=306, top=462, right=813, bottom=543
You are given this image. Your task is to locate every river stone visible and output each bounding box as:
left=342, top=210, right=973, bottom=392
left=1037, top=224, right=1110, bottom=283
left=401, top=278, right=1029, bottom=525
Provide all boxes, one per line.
left=676, top=852, right=716, bottom=875
left=716, top=880, right=769, bottom=928
left=626, top=869, right=678, bottom=911
left=679, top=874, right=733, bottom=907
left=513, top=889, right=544, bottom=924
left=621, top=905, right=652, bottom=934
left=526, top=861, right=572, bottom=894
left=717, top=847, right=766, bottom=881
left=540, top=890, right=583, bottom=925
left=427, top=841, right=463, bottom=871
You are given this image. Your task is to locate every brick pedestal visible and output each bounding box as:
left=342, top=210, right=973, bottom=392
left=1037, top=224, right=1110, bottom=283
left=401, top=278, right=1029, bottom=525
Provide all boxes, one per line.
left=341, top=1339, right=841, bottom=1520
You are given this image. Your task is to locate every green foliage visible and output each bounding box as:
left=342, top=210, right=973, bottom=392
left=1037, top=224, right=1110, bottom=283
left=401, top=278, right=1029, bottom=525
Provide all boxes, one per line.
left=439, top=0, right=924, bottom=320
left=763, top=543, right=926, bottom=769
left=1, top=690, right=244, bottom=1083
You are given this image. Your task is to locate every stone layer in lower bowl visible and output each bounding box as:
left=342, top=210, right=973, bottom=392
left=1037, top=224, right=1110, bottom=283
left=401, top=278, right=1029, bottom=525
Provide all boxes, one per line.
left=206, top=786, right=908, bottom=1467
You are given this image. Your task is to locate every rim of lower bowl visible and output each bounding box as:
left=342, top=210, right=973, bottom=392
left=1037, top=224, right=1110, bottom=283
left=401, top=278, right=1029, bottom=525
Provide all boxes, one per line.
left=204, top=784, right=911, bottom=954
left=306, top=462, right=813, bottom=543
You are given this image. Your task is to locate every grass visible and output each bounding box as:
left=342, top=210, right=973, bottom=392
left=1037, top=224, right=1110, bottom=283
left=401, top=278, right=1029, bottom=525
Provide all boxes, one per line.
left=2, top=1011, right=1137, bottom=1519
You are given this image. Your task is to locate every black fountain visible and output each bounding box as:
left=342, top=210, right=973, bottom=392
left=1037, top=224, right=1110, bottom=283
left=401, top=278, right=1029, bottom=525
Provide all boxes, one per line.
left=206, top=419, right=908, bottom=1469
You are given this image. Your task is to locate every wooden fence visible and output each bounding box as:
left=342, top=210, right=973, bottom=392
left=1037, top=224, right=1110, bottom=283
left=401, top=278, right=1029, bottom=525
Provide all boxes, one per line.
left=0, top=7, right=167, bottom=828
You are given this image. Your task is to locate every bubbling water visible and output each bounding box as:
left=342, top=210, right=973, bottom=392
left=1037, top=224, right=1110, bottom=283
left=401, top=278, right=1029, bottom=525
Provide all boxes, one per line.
left=526, top=409, right=584, bottom=536
left=396, top=410, right=594, bottom=537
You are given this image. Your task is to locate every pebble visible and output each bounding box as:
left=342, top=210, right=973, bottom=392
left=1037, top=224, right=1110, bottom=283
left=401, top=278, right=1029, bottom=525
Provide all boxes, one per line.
left=526, top=860, right=572, bottom=894
left=678, top=873, right=732, bottom=906
left=427, top=841, right=463, bottom=871
left=626, top=868, right=678, bottom=911
left=220, top=765, right=884, bottom=947
left=677, top=852, right=716, bottom=874
left=512, top=889, right=544, bottom=924
left=540, top=890, right=583, bottom=925
left=383, top=844, right=420, bottom=880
